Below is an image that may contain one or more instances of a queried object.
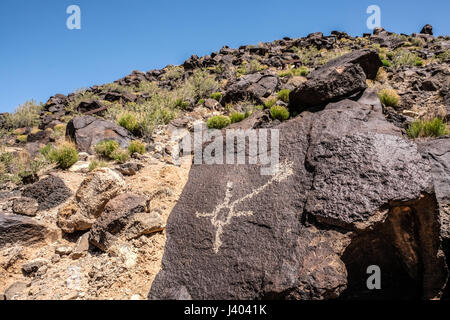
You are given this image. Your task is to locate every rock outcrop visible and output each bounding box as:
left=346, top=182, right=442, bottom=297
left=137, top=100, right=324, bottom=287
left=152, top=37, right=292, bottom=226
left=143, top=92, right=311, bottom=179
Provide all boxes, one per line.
left=89, top=193, right=164, bottom=252
left=0, top=213, right=49, bottom=247
left=57, top=168, right=126, bottom=233
left=289, top=49, right=382, bottom=112
left=149, top=89, right=448, bottom=300
left=66, top=116, right=135, bottom=154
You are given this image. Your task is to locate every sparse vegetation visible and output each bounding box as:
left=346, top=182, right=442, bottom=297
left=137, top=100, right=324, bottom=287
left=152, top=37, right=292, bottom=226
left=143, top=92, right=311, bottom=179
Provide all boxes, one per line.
left=128, top=140, right=146, bottom=155
left=264, top=98, right=277, bottom=109
left=206, top=115, right=231, bottom=129
left=381, top=59, right=391, bottom=67
left=392, top=50, right=423, bottom=69
left=378, top=89, right=400, bottom=107
left=111, top=149, right=130, bottom=164
left=236, top=60, right=266, bottom=76
left=88, top=160, right=109, bottom=172
left=4, top=100, right=42, bottom=130
left=407, top=118, right=448, bottom=139
left=437, top=50, right=450, bottom=62
left=279, top=67, right=309, bottom=78
left=277, top=89, right=291, bottom=103
left=270, top=106, right=290, bottom=121
left=230, top=112, right=246, bottom=124
left=95, top=140, right=120, bottom=158
left=47, top=142, right=79, bottom=169
left=210, top=92, right=222, bottom=101
left=118, top=113, right=140, bottom=135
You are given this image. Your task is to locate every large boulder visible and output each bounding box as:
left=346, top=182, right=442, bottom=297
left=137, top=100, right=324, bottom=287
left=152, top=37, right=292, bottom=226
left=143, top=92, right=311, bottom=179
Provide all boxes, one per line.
left=0, top=213, right=48, bottom=247
left=149, top=89, right=448, bottom=300
left=66, top=116, right=135, bottom=154
left=222, top=70, right=279, bottom=104
left=57, top=168, right=126, bottom=233
left=289, top=49, right=382, bottom=113
left=420, top=24, right=433, bottom=35
left=89, top=193, right=164, bottom=251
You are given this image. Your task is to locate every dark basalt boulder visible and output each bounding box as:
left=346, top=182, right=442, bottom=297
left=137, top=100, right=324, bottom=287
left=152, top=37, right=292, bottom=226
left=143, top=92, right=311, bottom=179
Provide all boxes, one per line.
left=0, top=213, right=48, bottom=247
left=66, top=115, right=135, bottom=154
left=222, top=70, right=279, bottom=105
left=22, top=175, right=72, bottom=211
left=289, top=49, right=381, bottom=113
left=149, top=89, right=448, bottom=300
left=420, top=24, right=433, bottom=35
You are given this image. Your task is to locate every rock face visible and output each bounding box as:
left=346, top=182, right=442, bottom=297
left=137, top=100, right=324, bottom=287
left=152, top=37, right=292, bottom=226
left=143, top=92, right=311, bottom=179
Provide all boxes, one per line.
left=289, top=49, right=382, bottom=112
left=0, top=213, right=48, bottom=247
left=419, top=138, right=450, bottom=244
left=66, top=116, right=135, bottom=154
left=89, top=193, right=163, bottom=252
left=149, top=89, right=448, bottom=300
left=222, top=70, right=279, bottom=104
left=57, top=168, right=126, bottom=233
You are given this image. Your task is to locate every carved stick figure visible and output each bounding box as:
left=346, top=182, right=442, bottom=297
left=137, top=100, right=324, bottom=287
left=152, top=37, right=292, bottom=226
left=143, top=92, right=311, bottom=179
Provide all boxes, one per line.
left=196, top=161, right=294, bottom=253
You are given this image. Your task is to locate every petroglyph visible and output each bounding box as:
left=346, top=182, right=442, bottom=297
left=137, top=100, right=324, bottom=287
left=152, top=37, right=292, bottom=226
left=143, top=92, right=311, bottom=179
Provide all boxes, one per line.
left=195, top=161, right=294, bottom=253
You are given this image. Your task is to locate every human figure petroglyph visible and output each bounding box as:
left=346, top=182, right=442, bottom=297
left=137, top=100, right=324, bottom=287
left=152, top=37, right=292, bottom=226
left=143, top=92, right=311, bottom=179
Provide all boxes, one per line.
left=195, top=161, right=294, bottom=253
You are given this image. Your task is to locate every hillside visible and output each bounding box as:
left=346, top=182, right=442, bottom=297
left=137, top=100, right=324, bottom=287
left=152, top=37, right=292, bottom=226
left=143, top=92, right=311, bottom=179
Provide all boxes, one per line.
left=1, top=25, right=450, bottom=300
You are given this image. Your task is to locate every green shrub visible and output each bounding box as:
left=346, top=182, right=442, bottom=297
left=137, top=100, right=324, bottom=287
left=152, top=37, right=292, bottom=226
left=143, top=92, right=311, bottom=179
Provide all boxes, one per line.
left=39, top=144, right=53, bottom=158
left=118, top=113, right=140, bottom=134
left=437, top=50, right=450, bottom=62
left=270, top=106, right=290, bottom=121
left=236, top=60, right=266, bottom=76
left=392, top=50, right=422, bottom=68
left=111, top=149, right=130, bottom=164
left=198, top=99, right=205, bottom=104
left=185, top=69, right=219, bottom=100
left=17, top=135, right=28, bottom=143
left=88, top=160, right=108, bottom=172
left=4, top=101, right=42, bottom=130
left=264, top=98, right=277, bottom=109
left=174, top=98, right=189, bottom=110
left=378, top=89, right=400, bottom=107
left=407, top=118, right=447, bottom=139
left=277, top=89, right=291, bottom=103
left=206, top=115, right=231, bottom=129
left=95, top=140, right=120, bottom=158
left=48, top=142, right=79, bottom=169
left=210, top=92, right=222, bottom=101
left=128, top=140, right=146, bottom=155
left=381, top=59, right=391, bottom=67
left=230, top=112, right=246, bottom=124
left=292, top=67, right=309, bottom=76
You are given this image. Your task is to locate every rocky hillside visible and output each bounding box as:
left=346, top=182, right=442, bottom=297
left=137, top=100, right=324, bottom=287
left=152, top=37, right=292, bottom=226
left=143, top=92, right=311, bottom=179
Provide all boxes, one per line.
left=1, top=25, right=450, bottom=300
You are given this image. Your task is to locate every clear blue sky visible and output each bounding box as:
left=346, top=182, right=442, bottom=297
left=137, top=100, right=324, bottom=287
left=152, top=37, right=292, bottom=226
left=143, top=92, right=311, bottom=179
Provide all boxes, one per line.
left=1, top=0, right=449, bottom=113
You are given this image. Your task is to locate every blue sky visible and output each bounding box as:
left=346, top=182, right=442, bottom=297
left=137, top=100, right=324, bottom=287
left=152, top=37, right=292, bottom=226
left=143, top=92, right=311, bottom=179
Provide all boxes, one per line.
left=0, top=0, right=449, bottom=113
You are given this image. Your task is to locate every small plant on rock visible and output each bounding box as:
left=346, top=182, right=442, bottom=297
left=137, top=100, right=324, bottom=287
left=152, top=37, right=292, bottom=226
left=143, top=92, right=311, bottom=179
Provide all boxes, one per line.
left=277, top=89, right=291, bottom=103
left=118, top=113, right=140, bottom=135
left=378, top=89, right=400, bottom=108
left=270, top=106, right=290, bottom=121
left=210, top=92, right=222, bottom=101
left=230, top=112, right=246, bottom=124
left=128, top=140, right=146, bottom=155
left=206, top=115, right=231, bottom=129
